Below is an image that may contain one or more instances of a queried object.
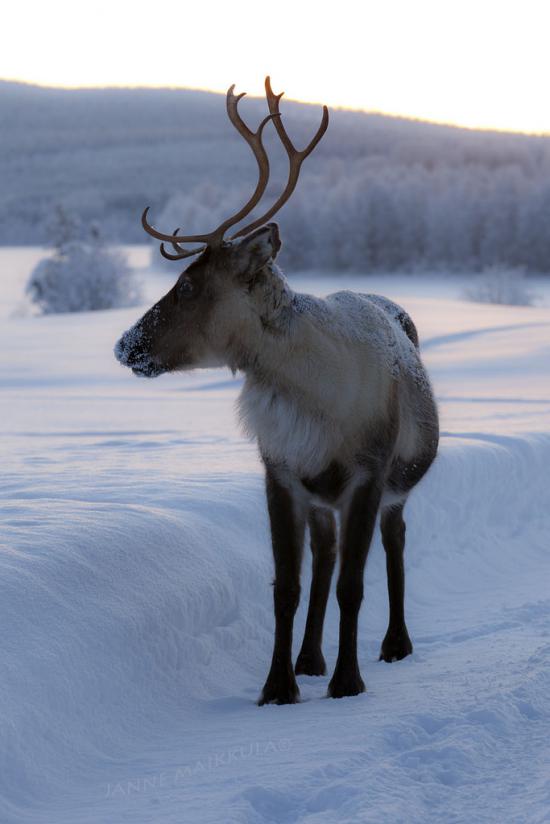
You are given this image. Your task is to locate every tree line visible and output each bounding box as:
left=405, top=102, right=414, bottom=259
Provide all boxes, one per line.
left=3, top=81, right=550, bottom=272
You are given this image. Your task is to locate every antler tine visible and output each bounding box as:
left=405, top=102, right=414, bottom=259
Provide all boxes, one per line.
left=266, top=75, right=330, bottom=161
left=230, top=76, right=329, bottom=239
left=210, top=86, right=275, bottom=239
left=159, top=229, right=204, bottom=261
left=264, top=77, right=290, bottom=153
left=160, top=244, right=202, bottom=261
left=141, top=207, right=213, bottom=246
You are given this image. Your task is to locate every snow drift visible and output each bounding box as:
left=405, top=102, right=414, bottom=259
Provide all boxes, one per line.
left=1, top=254, right=549, bottom=823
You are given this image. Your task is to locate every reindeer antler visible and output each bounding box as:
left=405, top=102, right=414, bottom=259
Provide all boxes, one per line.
left=142, top=78, right=329, bottom=260
left=230, top=77, right=329, bottom=239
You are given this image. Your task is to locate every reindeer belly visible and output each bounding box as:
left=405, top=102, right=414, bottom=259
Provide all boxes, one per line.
left=300, top=460, right=350, bottom=504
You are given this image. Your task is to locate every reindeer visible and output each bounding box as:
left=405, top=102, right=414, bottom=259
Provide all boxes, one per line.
left=115, top=78, right=439, bottom=705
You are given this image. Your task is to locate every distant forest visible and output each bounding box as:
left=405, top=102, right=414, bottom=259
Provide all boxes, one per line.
left=2, top=80, right=550, bottom=272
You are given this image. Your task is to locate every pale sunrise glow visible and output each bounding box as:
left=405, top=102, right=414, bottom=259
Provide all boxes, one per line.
left=1, top=0, right=549, bottom=133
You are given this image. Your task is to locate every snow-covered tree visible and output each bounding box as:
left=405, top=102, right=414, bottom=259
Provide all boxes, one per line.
left=463, top=265, right=536, bottom=306
left=26, top=208, right=142, bottom=314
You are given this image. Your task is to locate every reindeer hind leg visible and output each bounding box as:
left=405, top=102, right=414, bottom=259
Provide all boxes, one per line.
left=379, top=503, right=413, bottom=662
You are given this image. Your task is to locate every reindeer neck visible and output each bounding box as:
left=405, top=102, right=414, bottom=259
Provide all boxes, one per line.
left=226, top=265, right=298, bottom=377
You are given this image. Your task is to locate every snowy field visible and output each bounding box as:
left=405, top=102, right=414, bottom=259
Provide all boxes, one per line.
left=1, top=247, right=550, bottom=824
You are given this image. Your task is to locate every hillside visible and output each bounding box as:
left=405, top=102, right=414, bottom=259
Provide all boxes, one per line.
left=2, top=80, right=550, bottom=270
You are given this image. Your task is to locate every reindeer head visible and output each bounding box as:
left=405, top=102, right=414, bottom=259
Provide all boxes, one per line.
left=115, top=78, right=328, bottom=378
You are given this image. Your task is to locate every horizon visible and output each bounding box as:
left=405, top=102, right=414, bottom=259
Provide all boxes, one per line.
left=2, top=0, right=550, bottom=136
left=2, top=76, right=548, bottom=139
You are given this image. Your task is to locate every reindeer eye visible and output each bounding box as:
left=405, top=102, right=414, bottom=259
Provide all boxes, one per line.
left=178, top=279, right=195, bottom=299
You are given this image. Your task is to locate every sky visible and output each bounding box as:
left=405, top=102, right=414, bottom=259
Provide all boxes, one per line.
left=1, top=0, right=549, bottom=134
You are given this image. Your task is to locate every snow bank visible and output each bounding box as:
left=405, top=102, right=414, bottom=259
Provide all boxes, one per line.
left=2, top=434, right=549, bottom=823
left=1, top=253, right=549, bottom=823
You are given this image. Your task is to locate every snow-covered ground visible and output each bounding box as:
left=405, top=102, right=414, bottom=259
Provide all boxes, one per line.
left=1, top=247, right=549, bottom=824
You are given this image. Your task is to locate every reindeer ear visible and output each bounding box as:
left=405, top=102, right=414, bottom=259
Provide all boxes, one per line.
left=232, top=223, right=281, bottom=280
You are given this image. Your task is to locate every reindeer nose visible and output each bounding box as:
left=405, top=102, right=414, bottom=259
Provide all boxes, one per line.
left=114, top=327, right=162, bottom=377
left=114, top=330, right=143, bottom=367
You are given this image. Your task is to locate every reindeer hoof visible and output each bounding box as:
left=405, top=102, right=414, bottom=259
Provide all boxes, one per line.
left=379, top=627, right=413, bottom=662
left=327, top=666, right=365, bottom=698
left=295, top=647, right=326, bottom=676
left=258, top=671, right=300, bottom=705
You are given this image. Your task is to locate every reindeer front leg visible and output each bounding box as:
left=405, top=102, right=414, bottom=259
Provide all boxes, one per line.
left=259, top=465, right=306, bottom=705
left=328, top=478, right=382, bottom=698
left=295, top=507, right=337, bottom=676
